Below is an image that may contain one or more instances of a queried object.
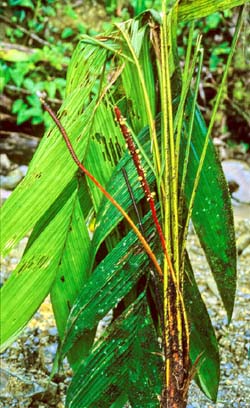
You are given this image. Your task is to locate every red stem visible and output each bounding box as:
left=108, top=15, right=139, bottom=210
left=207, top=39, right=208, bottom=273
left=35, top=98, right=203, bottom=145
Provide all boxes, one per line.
left=40, top=98, right=163, bottom=279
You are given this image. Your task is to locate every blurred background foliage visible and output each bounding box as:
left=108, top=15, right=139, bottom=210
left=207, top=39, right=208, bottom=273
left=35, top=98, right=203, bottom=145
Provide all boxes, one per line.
left=0, top=0, right=249, bottom=153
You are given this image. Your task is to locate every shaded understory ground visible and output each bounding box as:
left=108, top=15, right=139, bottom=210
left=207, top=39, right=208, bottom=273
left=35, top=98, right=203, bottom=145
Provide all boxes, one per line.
left=0, top=207, right=249, bottom=407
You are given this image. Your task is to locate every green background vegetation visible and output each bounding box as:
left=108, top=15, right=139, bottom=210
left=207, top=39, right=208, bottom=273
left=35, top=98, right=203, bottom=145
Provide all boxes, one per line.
left=1, top=1, right=249, bottom=149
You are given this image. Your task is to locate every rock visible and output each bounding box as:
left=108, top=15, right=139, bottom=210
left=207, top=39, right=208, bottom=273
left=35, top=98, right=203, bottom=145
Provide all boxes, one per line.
left=0, top=188, right=12, bottom=205
left=0, top=165, right=27, bottom=201
left=48, top=327, right=58, bottom=338
left=0, top=368, right=9, bottom=392
left=0, top=131, right=39, bottom=164
left=19, top=165, right=28, bottom=177
left=242, top=244, right=250, bottom=257
left=0, top=167, right=26, bottom=190
left=237, top=233, right=250, bottom=255
left=222, top=160, right=250, bottom=204
left=222, top=160, right=250, bottom=220
left=205, top=276, right=220, bottom=298
left=0, top=153, right=11, bottom=174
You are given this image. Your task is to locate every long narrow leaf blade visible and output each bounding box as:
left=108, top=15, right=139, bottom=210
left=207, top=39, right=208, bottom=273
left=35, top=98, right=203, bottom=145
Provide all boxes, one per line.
left=66, top=295, right=162, bottom=408
left=128, top=307, right=162, bottom=407
left=185, top=255, right=220, bottom=401
left=49, top=176, right=93, bottom=369
left=0, top=184, right=78, bottom=351
left=182, top=102, right=236, bottom=320
left=178, top=0, right=246, bottom=22
left=61, top=209, right=157, bottom=358
left=0, top=45, right=107, bottom=257
left=66, top=296, right=146, bottom=408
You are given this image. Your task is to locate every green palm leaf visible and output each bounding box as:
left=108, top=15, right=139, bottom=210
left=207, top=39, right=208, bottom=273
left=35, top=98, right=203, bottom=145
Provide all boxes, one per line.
left=185, top=255, right=220, bottom=401
left=0, top=179, right=77, bottom=351
left=60, top=208, right=158, bottom=359
left=84, top=102, right=125, bottom=211
left=66, top=295, right=162, bottom=408
left=178, top=0, right=246, bottom=22
left=0, top=100, right=95, bottom=257
left=127, top=309, right=162, bottom=407
left=182, top=100, right=236, bottom=321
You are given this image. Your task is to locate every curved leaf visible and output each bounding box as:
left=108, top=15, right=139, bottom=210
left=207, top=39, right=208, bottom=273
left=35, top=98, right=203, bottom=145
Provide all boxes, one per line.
left=182, top=101, right=236, bottom=320
left=49, top=176, right=93, bottom=369
left=127, top=305, right=163, bottom=407
left=60, top=209, right=158, bottom=358
left=120, top=20, right=156, bottom=133
left=0, top=181, right=77, bottom=351
left=66, top=296, right=144, bottom=408
left=178, top=0, right=246, bottom=22
left=1, top=99, right=93, bottom=257
left=66, top=295, right=162, bottom=408
left=185, top=255, right=220, bottom=401
left=0, top=43, right=107, bottom=257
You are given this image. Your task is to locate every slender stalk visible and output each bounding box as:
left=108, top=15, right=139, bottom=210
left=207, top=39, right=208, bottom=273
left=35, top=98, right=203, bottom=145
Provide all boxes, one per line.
left=164, top=11, right=180, bottom=280
left=173, top=23, right=196, bottom=133
left=160, top=17, right=171, bottom=256
left=40, top=97, right=163, bottom=280
left=179, top=49, right=204, bottom=278
left=115, top=104, right=190, bottom=402
left=174, top=29, right=202, bottom=160
left=179, top=48, right=204, bottom=210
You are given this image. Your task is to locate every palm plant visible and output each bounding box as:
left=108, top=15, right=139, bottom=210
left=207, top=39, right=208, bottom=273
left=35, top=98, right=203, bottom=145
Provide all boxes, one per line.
left=0, top=1, right=248, bottom=407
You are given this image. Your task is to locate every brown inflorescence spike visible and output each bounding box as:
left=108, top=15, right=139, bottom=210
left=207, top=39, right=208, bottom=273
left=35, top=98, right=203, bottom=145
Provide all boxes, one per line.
left=114, top=106, right=166, bottom=253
